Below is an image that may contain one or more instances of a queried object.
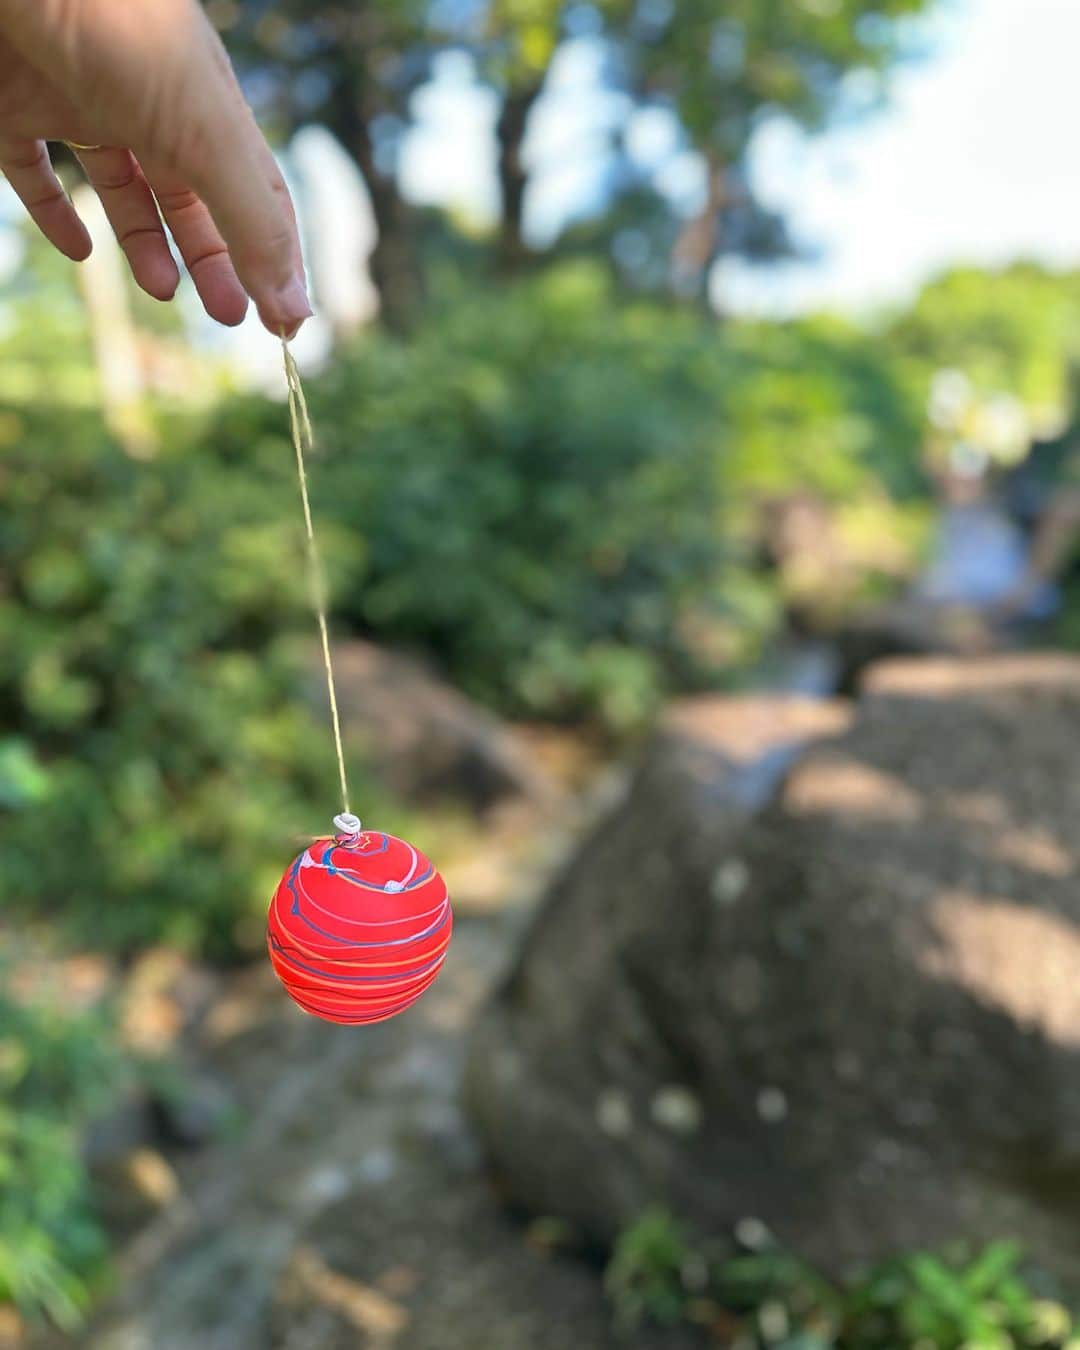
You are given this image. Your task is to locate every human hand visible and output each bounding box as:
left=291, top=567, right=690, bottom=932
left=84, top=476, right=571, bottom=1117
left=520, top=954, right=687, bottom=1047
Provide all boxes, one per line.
left=0, top=0, right=311, bottom=335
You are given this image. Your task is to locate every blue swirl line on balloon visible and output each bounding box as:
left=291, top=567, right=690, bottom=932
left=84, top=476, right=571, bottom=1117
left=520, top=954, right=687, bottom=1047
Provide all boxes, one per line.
left=284, top=857, right=451, bottom=947
left=294, top=859, right=446, bottom=928
left=327, top=833, right=390, bottom=864
left=312, top=837, right=434, bottom=893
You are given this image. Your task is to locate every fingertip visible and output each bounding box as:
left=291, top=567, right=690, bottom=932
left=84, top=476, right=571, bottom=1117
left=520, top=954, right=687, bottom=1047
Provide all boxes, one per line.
left=188, top=253, right=249, bottom=327
left=38, top=206, right=92, bottom=263
left=65, top=224, right=93, bottom=262
left=263, top=314, right=306, bottom=341
left=137, top=257, right=182, bottom=303
left=256, top=275, right=313, bottom=339
left=115, top=226, right=181, bottom=302
left=209, top=287, right=249, bottom=327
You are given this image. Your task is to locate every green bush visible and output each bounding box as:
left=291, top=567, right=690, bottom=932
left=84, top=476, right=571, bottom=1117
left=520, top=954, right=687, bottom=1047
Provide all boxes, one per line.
left=887, top=264, right=1080, bottom=421
left=212, top=264, right=736, bottom=730
left=0, top=984, right=125, bottom=1329
left=0, top=397, right=359, bottom=955
left=718, top=314, right=926, bottom=503
left=606, top=1211, right=1080, bottom=1349
left=211, top=265, right=923, bottom=729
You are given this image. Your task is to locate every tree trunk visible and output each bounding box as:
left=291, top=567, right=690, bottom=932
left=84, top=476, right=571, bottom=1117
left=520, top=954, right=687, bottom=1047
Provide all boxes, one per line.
left=495, top=82, right=542, bottom=276
left=324, top=80, right=424, bottom=334
left=71, top=182, right=158, bottom=459
left=670, top=156, right=725, bottom=304
left=350, top=119, right=425, bottom=334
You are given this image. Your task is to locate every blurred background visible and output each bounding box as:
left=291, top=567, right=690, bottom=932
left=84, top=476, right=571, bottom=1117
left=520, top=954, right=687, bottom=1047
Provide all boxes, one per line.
left=7, top=0, right=1080, bottom=1346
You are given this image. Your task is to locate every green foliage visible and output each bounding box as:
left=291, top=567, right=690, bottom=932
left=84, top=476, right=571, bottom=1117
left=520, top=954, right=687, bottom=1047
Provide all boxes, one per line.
left=214, top=265, right=740, bottom=729
left=0, top=234, right=98, bottom=410
left=887, top=264, right=1080, bottom=424
left=207, top=265, right=926, bottom=728
left=607, top=1212, right=1080, bottom=1349
left=720, top=315, right=926, bottom=501
left=604, top=1205, right=698, bottom=1330
left=630, top=0, right=932, bottom=157
left=484, top=0, right=565, bottom=87
left=219, top=0, right=936, bottom=312
left=0, top=392, right=363, bottom=954
left=0, top=985, right=124, bottom=1328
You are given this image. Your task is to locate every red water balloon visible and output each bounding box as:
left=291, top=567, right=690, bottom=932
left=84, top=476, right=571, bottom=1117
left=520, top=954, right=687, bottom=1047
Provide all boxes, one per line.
left=267, top=814, right=452, bottom=1025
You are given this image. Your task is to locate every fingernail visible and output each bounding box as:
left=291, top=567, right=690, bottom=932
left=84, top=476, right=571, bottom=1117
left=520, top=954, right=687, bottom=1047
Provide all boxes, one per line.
left=269, top=275, right=313, bottom=336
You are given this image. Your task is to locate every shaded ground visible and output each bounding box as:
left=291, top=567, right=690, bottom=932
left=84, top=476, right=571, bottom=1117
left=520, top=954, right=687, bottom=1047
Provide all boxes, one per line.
left=49, top=886, right=698, bottom=1349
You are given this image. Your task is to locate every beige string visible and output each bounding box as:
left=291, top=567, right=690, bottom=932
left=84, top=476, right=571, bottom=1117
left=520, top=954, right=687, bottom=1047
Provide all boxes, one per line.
left=281, top=335, right=350, bottom=817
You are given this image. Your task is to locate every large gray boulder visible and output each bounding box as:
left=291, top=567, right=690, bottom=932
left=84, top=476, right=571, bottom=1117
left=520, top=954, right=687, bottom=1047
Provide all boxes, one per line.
left=465, top=657, right=1080, bottom=1276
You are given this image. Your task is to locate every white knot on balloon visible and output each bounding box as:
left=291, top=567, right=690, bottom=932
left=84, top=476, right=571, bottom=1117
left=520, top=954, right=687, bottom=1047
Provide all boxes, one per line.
left=333, top=812, right=362, bottom=837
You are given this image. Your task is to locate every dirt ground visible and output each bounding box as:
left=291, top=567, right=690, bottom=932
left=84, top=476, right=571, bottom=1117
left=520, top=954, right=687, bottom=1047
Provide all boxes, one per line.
left=48, top=907, right=700, bottom=1350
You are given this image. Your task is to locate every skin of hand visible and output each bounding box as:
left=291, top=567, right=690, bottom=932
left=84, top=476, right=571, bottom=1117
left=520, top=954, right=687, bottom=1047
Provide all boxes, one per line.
left=0, top=0, right=311, bottom=336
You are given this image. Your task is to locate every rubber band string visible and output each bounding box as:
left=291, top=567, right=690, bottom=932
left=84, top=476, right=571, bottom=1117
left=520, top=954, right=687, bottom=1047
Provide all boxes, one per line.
left=280, top=335, right=351, bottom=818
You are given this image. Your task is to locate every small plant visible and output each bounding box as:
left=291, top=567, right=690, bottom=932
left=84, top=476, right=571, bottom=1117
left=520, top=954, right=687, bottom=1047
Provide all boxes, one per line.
left=605, top=1205, right=699, bottom=1330
left=605, top=1210, right=1080, bottom=1349
left=838, top=1242, right=1077, bottom=1350
left=0, top=983, right=126, bottom=1330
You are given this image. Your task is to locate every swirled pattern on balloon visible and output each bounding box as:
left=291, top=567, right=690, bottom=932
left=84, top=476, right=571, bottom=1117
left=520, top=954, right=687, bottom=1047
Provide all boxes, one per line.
left=266, top=829, right=452, bottom=1025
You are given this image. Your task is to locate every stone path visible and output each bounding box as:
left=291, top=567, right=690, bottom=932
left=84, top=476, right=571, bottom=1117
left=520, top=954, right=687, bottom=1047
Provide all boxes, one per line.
left=65, top=912, right=698, bottom=1350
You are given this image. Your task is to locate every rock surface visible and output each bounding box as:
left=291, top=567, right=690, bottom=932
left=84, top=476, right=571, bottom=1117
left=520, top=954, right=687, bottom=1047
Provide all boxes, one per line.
left=465, top=658, right=1080, bottom=1276
left=329, top=640, right=558, bottom=813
